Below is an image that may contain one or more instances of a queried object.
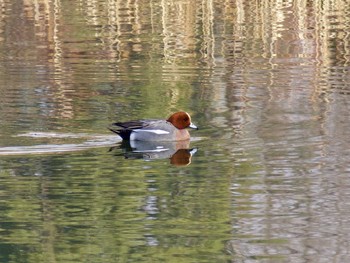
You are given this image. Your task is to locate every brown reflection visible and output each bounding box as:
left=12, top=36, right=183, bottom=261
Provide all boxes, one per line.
left=6, top=0, right=347, bottom=129
left=161, top=1, right=197, bottom=63
left=0, top=0, right=348, bottom=67
left=169, top=148, right=196, bottom=166
left=19, top=0, right=75, bottom=119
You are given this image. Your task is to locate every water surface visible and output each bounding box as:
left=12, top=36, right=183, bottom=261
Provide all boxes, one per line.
left=1, top=0, right=350, bottom=262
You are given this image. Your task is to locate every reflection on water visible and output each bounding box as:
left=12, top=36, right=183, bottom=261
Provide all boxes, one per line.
left=0, top=0, right=350, bottom=262
left=113, top=140, right=198, bottom=166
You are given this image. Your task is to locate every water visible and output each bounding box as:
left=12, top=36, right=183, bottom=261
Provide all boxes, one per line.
left=1, top=0, right=350, bottom=262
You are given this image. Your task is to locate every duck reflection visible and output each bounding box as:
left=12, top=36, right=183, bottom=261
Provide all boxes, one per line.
left=112, top=140, right=197, bottom=166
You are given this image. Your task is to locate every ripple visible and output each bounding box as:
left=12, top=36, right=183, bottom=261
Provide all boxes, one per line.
left=0, top=132, right=117, bottom=155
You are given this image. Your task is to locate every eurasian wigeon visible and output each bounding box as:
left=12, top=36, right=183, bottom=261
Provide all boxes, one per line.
left=109, top=111, right=198, bottom=141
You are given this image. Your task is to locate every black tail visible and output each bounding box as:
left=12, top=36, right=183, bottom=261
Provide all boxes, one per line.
left=108, top=126, right=131, bottom=140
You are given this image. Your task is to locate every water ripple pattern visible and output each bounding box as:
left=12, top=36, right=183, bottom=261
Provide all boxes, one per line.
left=0, top=0, right=350, bottom=262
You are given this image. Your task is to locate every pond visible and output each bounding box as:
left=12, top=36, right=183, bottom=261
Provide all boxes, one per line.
left=1, top=0, right=350, bottom=262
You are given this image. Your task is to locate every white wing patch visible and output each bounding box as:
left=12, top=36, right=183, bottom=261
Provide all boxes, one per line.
left=134, top=148, right=169, bottom=153
left=135, top=129, right=170, bottom=135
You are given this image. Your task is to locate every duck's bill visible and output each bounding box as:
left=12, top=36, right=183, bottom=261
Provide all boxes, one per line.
left=189, top=123, right=198, bottom=130
left=189, top=148, right=198, bottom=156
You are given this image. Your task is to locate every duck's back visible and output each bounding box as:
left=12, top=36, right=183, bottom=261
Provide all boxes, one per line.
left=110, top=119, right=181, bottom=141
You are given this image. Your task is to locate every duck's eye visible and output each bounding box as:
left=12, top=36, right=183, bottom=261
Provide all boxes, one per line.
left=183, top=116, right=189, bottom=122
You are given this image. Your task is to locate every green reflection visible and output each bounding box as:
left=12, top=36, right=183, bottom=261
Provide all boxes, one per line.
left=0, top=147, right=232, bottom=262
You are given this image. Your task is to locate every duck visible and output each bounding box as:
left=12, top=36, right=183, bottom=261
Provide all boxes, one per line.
left=109, top=111, right=198, bottom=141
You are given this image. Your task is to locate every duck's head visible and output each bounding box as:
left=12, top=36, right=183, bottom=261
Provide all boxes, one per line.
left=167, top=111, right=198, bottom=130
